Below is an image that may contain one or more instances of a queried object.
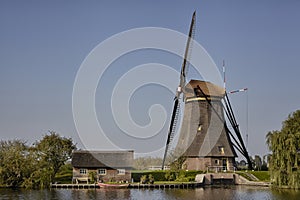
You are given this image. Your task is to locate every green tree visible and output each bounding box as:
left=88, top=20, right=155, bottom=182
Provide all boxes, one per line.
left=0, top=132, right=76, bottom=189
left=254, top=155, right=262, bottom=171
left=34, top=131, right=76, bottom=184
left=166, top=149, right=186, bottom=170
left=0, top=140, right=32, bottom=187
left=266, top=110, right=300, bottom=189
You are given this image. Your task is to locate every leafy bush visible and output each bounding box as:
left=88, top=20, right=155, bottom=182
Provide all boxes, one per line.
left=148, top=174, right=154, bottom=184
left=165, top=171, right=175, bottom=181
left=89, top=171, right=97, bottom=183
left=140, top=175, right=148, bottom=184
left=133, top=171, right=166, bottom=182
left=139, top=174, right=155, bottom=184
left=132, top=170, right=202, bottom=182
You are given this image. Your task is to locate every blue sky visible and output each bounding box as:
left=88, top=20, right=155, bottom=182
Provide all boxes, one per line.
left=1, top=0, right=300, bottom=158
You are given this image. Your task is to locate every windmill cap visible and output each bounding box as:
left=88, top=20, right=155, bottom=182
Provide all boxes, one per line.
left=185, top=79, right=225, bottom=97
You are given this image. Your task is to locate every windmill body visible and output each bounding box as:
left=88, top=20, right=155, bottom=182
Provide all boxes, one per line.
left=175, top=80, right=237, bottom=171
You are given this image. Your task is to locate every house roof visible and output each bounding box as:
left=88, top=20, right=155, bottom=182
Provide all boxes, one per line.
left=71, top=150, right=134, bottom=169
left=185, top=80, right=225, bottom=98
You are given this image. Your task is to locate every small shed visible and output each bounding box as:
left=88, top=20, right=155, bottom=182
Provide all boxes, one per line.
left=71, top=150, right=134, bottom=183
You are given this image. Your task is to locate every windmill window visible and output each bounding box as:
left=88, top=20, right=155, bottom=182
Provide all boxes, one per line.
left=198, top=124, right=202, bottom=131
left=193, top=88, right=199, bottom=96
left=218, top=146, right=225, bottom=155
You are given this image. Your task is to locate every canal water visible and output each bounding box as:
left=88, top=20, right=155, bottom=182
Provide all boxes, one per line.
left=1, top=186, right=300, bottom=200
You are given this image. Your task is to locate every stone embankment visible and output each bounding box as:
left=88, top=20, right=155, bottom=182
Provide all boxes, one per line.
left=195, top=173, right=270, bottom=187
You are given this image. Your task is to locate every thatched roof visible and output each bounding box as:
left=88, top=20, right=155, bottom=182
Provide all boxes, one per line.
left=71, top=150, right=134, bottom=169
left=185, top=80, right=225, bottom=98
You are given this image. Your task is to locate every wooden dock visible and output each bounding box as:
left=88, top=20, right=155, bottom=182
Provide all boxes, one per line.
left=50, top=173, right=270, bottom=189
left=50, top=182, right=203, bottom=189
left=128, top=182, right=203, bottom=189
left=50, top=183, right=99, bottom=189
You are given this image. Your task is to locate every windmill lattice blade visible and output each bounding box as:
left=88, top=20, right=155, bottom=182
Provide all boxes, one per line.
left=162, top=11, right=196, bottom=170
left=179, top=11, right=196, bottom=92
left=162, top=98, right=180, bottom=169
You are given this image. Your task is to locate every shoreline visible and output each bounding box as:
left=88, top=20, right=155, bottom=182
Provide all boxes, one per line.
left=49, top=181, right=271, bottom=190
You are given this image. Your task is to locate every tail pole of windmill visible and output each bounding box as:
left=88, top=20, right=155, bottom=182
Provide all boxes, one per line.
left=223, top=60, right=226, bottom=89
left=229, top=88, right=249, bottom=148
left=222, top=60, right=252, bottom=169
left=161, top=11, right=196, bottom=170
left=221, top=60, right=251, bottom=168
left=223, top=87, right=252, bottom=169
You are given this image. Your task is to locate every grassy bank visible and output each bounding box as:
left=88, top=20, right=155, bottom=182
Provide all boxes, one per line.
left=237, top=171, right=270, bottom=182
left=132, top=170, right=203, bottom=182
left=53, top=165, right=270, bottom=184
left=249, top=171, right=270, bottom=181
left=54, top=164, right=73, bottom=184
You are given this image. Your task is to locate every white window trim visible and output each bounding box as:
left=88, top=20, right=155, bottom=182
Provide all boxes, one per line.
left=215, top=159, right=219, bottom=165
left=98, top=168, right=106, bottom=175
left=79, top=168, right=87, bottom=174
left=117, top=169, right=125, bottom=175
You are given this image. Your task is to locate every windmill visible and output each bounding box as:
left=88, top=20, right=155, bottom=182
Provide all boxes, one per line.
left=161, top=12, right=253, bottom=171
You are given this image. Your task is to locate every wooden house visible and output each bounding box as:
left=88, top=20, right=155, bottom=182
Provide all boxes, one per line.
left=71, top=150, right=133, bottom=183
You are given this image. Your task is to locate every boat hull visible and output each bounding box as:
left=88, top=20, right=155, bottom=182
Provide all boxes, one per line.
left=98, top=182, right=128, bottom=188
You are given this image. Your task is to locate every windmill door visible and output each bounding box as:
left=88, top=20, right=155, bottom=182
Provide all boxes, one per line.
left=222, top=159, right=227, bottom=171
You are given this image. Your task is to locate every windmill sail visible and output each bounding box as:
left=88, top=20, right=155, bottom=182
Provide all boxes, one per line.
left=161, top=97, right=180, bottom=169
left=162, top=11, right=196, bottom=170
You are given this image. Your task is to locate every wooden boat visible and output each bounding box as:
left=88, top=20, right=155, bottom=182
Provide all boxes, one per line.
left=98, top=182, right=129, bottom=188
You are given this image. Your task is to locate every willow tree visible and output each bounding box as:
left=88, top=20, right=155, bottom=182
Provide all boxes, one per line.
left=266, top=110, right=300, bottom=189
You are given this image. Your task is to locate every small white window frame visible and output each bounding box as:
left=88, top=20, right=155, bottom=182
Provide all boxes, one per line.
left=98, top=168, right=106, bottom=175
left=117, top=169, right=125, bottom=175
left=79, top=168, right=87, bottom=174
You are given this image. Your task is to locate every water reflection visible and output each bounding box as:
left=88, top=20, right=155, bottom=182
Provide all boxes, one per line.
left=0, top=186, right=300, bottom=200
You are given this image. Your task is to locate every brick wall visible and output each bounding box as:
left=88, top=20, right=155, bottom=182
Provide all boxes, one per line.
left=185, top=157, right=235, bottom=171
left=73, top=167, right=132, bottom=183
